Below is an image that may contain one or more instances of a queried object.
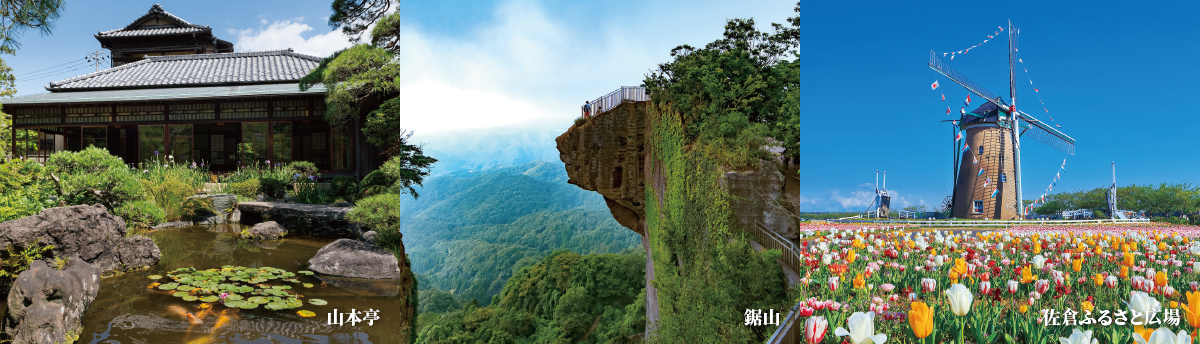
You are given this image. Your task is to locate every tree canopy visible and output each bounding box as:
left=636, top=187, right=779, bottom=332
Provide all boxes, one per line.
left=642, top=3, right=799, bottom=169
left=1031, top=182, right=1200, bottom=218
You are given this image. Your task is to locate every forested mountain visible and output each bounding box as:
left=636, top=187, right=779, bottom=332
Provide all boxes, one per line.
left=415, top=250, right=647, bottom=344
left=401, top=161, right=642, bottom=305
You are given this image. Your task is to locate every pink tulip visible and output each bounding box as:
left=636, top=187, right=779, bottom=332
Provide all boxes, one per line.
left=879, top=283, right=895, bottom=292
left=804, top=316, right=828, bottom=344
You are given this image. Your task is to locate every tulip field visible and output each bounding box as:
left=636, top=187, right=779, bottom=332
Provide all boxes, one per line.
left=789, top=223, right=1200, bottom=344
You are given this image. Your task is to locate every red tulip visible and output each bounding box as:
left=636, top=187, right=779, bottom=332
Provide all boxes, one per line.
left=980, top=281, right=992, bottom=295
left=1035, top=279, right=1050, bottom=294
left=798, top=306, right=814, bottom=317
left=1007, top=280, right=1019, bottom=294
left=828, top=277, right=839, bottom=292
left=921, top=278, right=937, bottom=292
left=1190, top=281, right=1198, bottom=292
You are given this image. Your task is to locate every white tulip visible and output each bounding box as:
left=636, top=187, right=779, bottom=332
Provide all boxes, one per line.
left=833, top=312, right=887, bottom=344
left=1126, top=291, right=1163, bottom=324
left=822, top=254, right=833, bottom=265
left=1131, top=328, right=1191, bottom=344
left=1033, top=255, right=1046, bottom=269
left=944, top=283, right=974, bottom=316
left=1059, top=328, right=1099, bottom=344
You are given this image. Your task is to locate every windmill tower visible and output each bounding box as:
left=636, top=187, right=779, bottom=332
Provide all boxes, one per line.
left=929, top=20, right=1077, bottom=220
left=863, top=170, right=891, bottom=218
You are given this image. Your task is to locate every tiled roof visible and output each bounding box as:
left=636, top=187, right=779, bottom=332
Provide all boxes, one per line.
left=96, top=4, right=211, bottom=38
left=47, top=49, right=324, bottom=91
left=3, top=83, right=324, bottom=105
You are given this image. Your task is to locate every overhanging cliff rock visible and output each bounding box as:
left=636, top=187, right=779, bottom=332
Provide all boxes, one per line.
left=556, top=102, right=649, bottom=234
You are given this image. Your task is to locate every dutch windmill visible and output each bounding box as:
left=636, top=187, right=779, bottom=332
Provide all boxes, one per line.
left=929, top=20, right=1076, bottom=220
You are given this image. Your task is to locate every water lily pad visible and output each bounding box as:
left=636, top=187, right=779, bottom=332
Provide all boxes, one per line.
left=298, top=271, right=314, bottom=275
left=158, top=283, right=179, bottom=290
left=248, top=296, right=269, bottom=304
left=237, top=286, right=254, bottom=293
left=297, top=310, right=316, bottom=317
left=176, top=285, right=194, bottom=291
left=265, top=302, right=289, bottom=310
left=272, top=285, right=292, bottom=290
left=182, top=296, right=198, bottom=302
left=302, top=283, right=314, bottom=288
left=177, top=277, right=193, bottom=284
left=148, top=275, right=163, bottom=280
left=173, top=291, right=189, bottom=297
left=308, top=299, right=327, bottom=306
left=224, top=301, right=239, bottom=308
left=200, top=296, right=220, bottom=303
left=238, top=302, right=259, bottom=310
left=225, top=294, right=244, bottom=301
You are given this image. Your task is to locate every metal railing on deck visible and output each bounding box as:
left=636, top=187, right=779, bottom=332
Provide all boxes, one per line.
left=580, top=86, right=648, bottom=118
left=744, top=221, right=804, bottom=344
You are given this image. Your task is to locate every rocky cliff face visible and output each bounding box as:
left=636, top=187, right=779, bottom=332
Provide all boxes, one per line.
left=556, top=101, right=799, bottom=335
left=556, top=102, right=649, bottom=235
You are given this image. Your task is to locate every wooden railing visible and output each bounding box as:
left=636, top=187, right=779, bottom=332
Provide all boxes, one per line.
left=580, top=86, right=648, bottom=118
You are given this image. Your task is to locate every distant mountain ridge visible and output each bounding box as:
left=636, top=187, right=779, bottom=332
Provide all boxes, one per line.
left=401, top=160, right=640, bottom=305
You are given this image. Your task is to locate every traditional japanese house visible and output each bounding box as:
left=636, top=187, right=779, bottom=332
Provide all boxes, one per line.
left=2, top=4, right=380, bottom=176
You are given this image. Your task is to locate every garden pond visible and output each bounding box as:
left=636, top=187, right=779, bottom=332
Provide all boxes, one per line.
left=78, top=224, right=409, bottom=343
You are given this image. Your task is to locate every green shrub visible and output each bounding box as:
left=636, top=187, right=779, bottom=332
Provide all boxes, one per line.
left=46, top=147, right=145, bottom=209
left=0, top=241, right=54, bottom=293
left=347, top=194, right=403, bottom=257
left=0, top=159, right=56, bottom=222
left=229, top=179, right=261, bottom=200
left=288, top=161, right=320, bottom=181
left=290, top=183, right=335, bottom=205
left=331, top=176, right=359, bottom=202
left=114, top=200, right=165, bottom=230
left=359, top=170, right=397, bottom=198
left=259, top=177, right=288, bottom=200
left=141, top=176, right=204, bottom=222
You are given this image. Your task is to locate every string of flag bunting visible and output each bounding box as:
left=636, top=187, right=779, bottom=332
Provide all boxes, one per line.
left=1024, top=158, right=1068, bottom=213
left=1015, top=51, right=1063, bottom=128
left=931, top=80, right=975, bottom=116
left=940, top=25, right=1004, bottom=60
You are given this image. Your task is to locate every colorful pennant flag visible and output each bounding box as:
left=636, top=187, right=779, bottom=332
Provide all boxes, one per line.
left=991, top=188, right=999, bottom=198
left=964, top=94, right=972, bottom=107
left=946, top=106, right=951, bottom=115
left=931, top=80, right=940, bottom=90
left=978, top=168, right=985, bottom=176
left=963, top=144, right=970, bottom=153
left=955, top=132, right=963, bottom=141
left=941, top=93, right=946, bottom=101
left=972, top=156, right=978, bottom=164
left=984, top=177, right=991, bottom=187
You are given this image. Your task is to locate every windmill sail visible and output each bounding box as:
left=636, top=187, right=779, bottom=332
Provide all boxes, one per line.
left=928, top=51, right=1075, bottom=155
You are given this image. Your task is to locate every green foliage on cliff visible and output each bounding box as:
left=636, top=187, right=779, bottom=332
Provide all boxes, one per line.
left=643, top=102, right=791, bottom=343
left=402, top=161, right=641, bottom=306
left=633, top=4, right=801, bottom=342
left=642, top=2, right=799, bottom=169
left=415, top=250, right=646, bottom=344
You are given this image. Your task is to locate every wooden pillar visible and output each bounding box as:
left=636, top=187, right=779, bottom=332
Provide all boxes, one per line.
left=267, top=100, right=274, bottom=164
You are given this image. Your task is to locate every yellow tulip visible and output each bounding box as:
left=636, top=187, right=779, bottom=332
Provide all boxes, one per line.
left=1156, top=271, right=1168, bottom=288
left=1032, top=242, right=1042, bottom=254
left=1072, top=259, right=1082, bottom=273
left=1019, top=305, right=1028, bottom=313
left=1172, top=301, right=1179, bottom=309
left=1093, top=274, right=1104, bottom=286
left=1121, top=266, right=1130, bottom=279
left=910, top=301, right=934, bottom=339
left=949, top=271, right=959, bottom=285
left=1021, top=265, right=1035, bottom=283
left=853, top=273, right=866, bottom=289
left=1081, top=301, right=1094, bottom=313
left=1186, top=291, right=1200, bottom=328
left=1123, top=252, right=1135, bottom=267
left=847, top=250, right=857, bottom=264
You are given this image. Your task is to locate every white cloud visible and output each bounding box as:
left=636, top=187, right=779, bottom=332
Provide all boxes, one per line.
left=234, top=18, right=352, bottom=57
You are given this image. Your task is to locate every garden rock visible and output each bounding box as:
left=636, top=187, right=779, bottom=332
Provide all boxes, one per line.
left=0, top=205, right=161, bottom=275
left=152, top=221, right=191, bottom=229
left=188, top=194, right=238, bottom=224
left=242, top=221, right=288, bottom=240
left=308, top=239, right=402, bottom=279
left=237, top=202, right=360, bottom=238
left=3, top=257, right=100, bottom=344
left=361, top=231, right=378, bottom=244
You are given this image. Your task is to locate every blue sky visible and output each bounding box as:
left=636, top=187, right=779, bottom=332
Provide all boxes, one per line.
left=799, top=0, right=1200, bottom=211
left=3, top=1, right=1196, bottom=212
